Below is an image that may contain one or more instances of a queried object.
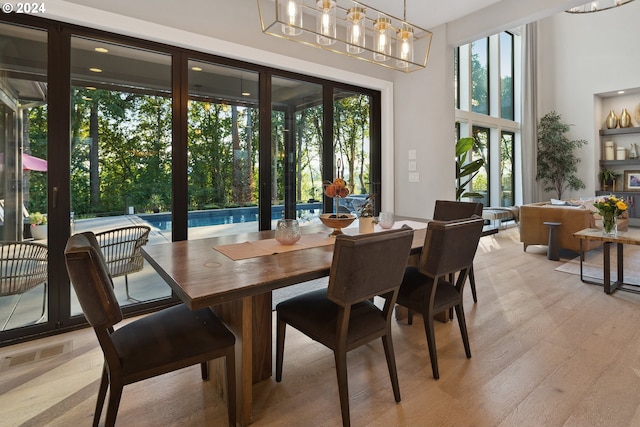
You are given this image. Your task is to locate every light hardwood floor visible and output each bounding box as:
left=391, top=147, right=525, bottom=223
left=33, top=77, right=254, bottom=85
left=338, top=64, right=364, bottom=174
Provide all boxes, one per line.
left=2, top=227, right=640, bottom=427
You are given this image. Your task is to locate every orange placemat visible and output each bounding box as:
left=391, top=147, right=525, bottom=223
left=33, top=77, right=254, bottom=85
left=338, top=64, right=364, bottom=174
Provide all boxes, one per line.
left=214, top=232, right=335, bottom=260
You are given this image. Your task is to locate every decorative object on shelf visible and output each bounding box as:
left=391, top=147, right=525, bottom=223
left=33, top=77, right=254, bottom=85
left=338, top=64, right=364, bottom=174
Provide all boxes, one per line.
left=620, top=108, right=632, bottom=128
left=635, top=103, right=640, bottom=124
left=606, top=109, right=619, bottom=129
left=623, top=170, right=640, bottom=191
left=592, top=194, right=627, bottom=237
left=631, top=143, right=639, bottom=159
left=598, top=167, right=620, bottom=191
left=604, top=140, right=615, bottom=160
left=617, top=146, right=627, bottom=160
left=257, top=0, right=433, bottom=73
left=275, top=219, right=301, bottom=245
left=357, top=194, right=376, bottom=233
left=566, top=0, right=635, bottom=13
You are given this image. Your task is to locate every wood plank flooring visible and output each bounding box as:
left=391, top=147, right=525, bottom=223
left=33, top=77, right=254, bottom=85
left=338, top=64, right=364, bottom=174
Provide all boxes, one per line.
left=2, top=227, right=640, bottom=426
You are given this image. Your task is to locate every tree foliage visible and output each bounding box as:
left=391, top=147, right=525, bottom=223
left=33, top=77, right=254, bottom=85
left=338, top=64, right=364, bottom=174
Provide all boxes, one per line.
left=536, top=111, right=586, bottom=200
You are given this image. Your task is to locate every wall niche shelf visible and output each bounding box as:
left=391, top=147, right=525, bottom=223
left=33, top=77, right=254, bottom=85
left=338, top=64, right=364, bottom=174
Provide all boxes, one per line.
left=599, top=127, right=640, bottom=136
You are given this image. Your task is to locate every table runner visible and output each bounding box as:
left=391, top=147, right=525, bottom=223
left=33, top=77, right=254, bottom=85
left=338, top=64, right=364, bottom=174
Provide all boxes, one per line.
left=214, top=220, right=429, bottom=261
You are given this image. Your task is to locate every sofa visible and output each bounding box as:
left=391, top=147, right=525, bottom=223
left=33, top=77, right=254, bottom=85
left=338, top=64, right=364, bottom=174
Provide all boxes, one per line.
left=519, top=200, right=629, bottom=258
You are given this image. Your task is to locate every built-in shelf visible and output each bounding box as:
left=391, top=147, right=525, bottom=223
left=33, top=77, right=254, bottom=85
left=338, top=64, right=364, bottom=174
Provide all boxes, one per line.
left=600, top=127, right=640, bottom=136
left=600, top=159, right=640, bottom=167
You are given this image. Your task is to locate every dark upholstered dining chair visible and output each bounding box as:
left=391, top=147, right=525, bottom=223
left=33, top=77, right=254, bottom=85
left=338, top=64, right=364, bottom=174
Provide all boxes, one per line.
left=95, top=225, right=150, bottom=300
left=275, top=227, right=414, bottom=427
left=396, top=217, right=484, bottom=380
left=433, top=200, right=483, bottom=303
left=64, top=232, right=236, bottom=427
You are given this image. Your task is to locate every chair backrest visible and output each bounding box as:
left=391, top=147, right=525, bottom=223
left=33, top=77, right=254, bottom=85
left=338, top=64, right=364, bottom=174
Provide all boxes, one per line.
left=418, top=218, right=484, bottom=279
left=433, top=200, right=483, bottom=221
left=95, top=225, right=150, bottom=277
left=0, top=241, right=48, bottom=296
left=65, top=232, right=123, bottom=329
left=327, top=227, right=414, bottom=306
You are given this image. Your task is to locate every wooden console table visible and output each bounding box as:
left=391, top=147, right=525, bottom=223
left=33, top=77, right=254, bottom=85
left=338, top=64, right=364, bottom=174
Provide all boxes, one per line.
left=573, top=228, right=640, bottom=294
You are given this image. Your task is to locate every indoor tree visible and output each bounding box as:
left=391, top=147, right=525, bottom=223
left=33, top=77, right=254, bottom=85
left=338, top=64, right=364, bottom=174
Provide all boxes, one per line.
left=536, top=111, right=586, bottom=200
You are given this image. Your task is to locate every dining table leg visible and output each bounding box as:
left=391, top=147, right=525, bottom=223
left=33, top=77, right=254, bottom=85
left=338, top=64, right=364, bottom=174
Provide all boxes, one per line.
left=211, top=292, right=273, bottom=426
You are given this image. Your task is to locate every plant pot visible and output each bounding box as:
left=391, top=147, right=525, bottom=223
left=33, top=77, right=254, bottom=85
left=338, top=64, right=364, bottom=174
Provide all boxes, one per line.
left=31, top=224, right=47, bottom=240
left=359, top=217, right=374, bottom=233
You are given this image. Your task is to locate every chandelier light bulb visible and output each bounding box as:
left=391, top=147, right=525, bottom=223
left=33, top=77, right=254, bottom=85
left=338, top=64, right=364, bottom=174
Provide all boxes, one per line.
left=316, top=0, right=337, bottom=46
left=373, top=16, right=391, bottom=62
left=281, top=0, right=303, bottom=36
left=396, top=24, right=414, bottom=68
left=346, top=6, right=366, bottom=54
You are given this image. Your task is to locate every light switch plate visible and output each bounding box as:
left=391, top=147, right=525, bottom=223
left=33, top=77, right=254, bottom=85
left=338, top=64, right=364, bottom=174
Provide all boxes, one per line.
left=408, top=172, right=419, bottom=182
left=408, top=161, right=416, bottom=171
left=408, top=149, right=416, bottom=160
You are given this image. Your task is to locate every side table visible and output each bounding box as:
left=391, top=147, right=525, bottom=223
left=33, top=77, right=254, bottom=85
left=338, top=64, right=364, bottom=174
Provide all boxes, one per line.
left=544, top=221, right=562, bottom=261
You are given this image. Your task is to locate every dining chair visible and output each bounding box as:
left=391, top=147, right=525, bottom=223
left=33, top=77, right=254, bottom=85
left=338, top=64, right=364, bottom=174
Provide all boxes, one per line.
left=275, top=227, right=414, bottom=427
left=432, top=199, right=483, bottom=303
left=64, top=232, right=236, bottom=427
left=95, top=225, right=150, bottom=300
left=396, top=217, right=484, bottom=380
left=0, top=241, right=48, bottom=330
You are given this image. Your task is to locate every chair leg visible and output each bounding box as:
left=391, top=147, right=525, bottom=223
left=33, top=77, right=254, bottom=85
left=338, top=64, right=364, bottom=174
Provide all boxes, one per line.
left=275, top=315, right=286, bottom=382
left=381, top=334, right=401, bottom=402
left=104, top=379, right=124, bottom=427
left=407, top=309, right=413, bottom=325
left=454, top=304, right=472, bottom=359
left=334, top=349, right=351, bottom=427
left=224, top=351, right=237, bottom=427
left=422, top=312, right=439, bottom=380
left=201, top=361, right=209, bottom=380
left=93, top=365, right=109, bottom=427
left=469, top=265, right=478, bottom=303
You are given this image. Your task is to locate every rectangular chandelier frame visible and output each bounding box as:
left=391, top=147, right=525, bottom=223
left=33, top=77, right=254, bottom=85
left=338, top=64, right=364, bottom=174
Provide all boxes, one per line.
left=257, top=0, right=432, bottom=73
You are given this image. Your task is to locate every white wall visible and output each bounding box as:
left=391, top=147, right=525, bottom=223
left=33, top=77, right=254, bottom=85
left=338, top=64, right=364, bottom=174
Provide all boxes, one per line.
left=537, top=1, right=640, bottom=200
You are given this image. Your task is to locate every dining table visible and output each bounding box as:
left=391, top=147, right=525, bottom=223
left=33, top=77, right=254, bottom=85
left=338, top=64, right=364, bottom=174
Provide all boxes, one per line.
left=141, top=220, right=428, bottom=425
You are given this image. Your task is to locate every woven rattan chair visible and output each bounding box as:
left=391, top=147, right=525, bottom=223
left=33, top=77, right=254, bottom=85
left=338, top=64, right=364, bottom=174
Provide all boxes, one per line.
left=95, top=225, right=150, bottom=300
left=65, top=232, right=236, bottom=427
left=0, top=241, right=48, bottom=330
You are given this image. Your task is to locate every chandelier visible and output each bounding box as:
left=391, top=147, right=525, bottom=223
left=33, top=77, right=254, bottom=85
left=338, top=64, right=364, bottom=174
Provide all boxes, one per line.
left=566, top=0, right=635, bottom=13
left=257, top=0, right=432, bottom=73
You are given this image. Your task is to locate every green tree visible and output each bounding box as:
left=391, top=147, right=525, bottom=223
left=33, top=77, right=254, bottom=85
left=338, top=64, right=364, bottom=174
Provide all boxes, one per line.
left=536, top=111, right=586, bottom=199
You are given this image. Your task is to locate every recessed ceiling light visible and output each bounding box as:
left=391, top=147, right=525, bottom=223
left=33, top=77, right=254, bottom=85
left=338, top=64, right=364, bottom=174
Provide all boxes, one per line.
left=86, top=86, right=97, bottom=90
left=82, top=96, right=93, bottom=101
left=94, top=47, right=109, bottom=53
left=192, top=66, right=203, bottom=72
left=618, top=90, right=625, bottom=94
left=89, top=67, right=102, bottom=73
left=242, top=92, right=251, bottom=97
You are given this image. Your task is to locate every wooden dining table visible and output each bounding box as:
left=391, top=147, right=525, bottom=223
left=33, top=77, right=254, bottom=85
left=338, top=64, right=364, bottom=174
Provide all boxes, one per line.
left=141, top=221, right=428, bottom=425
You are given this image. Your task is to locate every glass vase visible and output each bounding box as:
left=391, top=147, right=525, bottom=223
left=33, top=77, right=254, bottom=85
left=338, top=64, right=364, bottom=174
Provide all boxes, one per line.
left=602, top=215, right=617, bottom=236
left=275, top=219, right=301, bottom=245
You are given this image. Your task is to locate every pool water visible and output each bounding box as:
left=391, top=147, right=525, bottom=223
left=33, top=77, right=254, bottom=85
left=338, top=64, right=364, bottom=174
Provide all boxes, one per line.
left=138, top=203, right=322, bottom=231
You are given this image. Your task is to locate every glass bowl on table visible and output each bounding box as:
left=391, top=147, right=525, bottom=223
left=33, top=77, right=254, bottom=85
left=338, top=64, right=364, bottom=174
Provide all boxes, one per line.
left=275, top=219, right=301, bottom=245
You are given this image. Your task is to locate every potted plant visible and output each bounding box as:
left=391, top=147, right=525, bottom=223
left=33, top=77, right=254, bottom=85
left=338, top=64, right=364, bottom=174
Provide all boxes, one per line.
left=456, top=136, right=485, bottom=201
left=536, top=111, right=587, bottom=199
left=357, top=194, right=376, bottom=233
left=29, top=212, right=48, bottom=240
left=598, top=167, right=620, bottom=191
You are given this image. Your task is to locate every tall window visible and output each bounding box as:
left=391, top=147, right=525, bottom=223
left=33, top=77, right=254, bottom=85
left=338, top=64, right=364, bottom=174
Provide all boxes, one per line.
left=456, top=31, right=520, bottom=207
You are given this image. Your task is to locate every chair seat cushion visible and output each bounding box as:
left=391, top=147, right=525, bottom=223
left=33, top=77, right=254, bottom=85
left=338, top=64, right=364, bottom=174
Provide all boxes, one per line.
left=111, top=304, right=235, bottom=378
left=276, top=288, right=386, bottom=348
left=398, top=267, right=460, bottom=313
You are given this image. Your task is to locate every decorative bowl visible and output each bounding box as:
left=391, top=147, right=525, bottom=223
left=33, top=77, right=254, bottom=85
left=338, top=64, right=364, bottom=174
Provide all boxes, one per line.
left=319, top=213, right=356, bottom=236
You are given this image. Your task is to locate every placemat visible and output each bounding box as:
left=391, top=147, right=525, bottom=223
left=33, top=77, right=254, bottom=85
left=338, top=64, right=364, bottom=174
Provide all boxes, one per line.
left=214, top=232, right=335, bottom=260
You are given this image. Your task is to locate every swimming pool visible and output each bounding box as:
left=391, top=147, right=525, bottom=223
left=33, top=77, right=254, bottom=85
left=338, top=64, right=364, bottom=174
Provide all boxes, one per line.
left=138, top=203, right=323, bottom=231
